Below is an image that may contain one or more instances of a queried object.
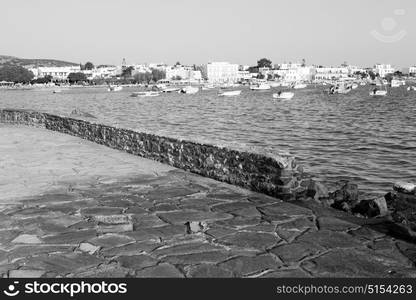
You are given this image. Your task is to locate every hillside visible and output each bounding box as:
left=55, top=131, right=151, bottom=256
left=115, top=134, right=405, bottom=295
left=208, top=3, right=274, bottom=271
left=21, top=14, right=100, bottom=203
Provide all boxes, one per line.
left=0, top=55, right=79, bottom=68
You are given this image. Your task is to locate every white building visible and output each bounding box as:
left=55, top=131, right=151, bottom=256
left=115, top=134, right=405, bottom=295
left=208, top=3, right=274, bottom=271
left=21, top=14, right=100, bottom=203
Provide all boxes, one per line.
left=237, top=70, right=253, bottom=81
left=374, top=64, right=395, bottom=78
left=314, top=66, right=349, bottom=80
left=408, top=66, right=416, bottom=76
left=203, top=62, right=239, bottom=83
left=94, top=65, right=119, bottom=78
left=28, top=66, right=81, bottom=80
left=273, top=63, right=316, bottom=82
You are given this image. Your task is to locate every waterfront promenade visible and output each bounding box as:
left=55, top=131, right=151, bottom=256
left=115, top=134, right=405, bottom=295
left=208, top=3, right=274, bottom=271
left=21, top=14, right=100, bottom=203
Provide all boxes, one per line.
left=0, top=125, right=415, bottom=278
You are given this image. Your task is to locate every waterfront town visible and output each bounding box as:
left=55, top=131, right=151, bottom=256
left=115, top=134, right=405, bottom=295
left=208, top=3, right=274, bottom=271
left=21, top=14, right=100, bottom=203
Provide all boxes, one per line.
left=1, top=57, right=416, bottom=89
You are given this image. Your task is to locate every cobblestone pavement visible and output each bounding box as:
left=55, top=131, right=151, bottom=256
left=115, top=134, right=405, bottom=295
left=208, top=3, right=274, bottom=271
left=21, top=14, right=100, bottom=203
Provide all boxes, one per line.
left=1, top=125, right=415, bottom=278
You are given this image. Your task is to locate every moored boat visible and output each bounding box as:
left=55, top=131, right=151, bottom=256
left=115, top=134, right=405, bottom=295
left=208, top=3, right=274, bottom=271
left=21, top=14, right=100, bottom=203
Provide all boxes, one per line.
left=108, top=85, right=123, bottom=92
left=369, top=90, right=388, bottom=96
left=292, top=83, right=307, bottom=89
left=179, top=86, right=199, bottom=94
left=130, top=91, right=160, bottom=97
left=219, top=90, right=242, bottom=97
left=161, top=87, right=180, bottom=93
left=250, top=83, right=271, bottom=90
left=273, top=92, right=294, bottom=100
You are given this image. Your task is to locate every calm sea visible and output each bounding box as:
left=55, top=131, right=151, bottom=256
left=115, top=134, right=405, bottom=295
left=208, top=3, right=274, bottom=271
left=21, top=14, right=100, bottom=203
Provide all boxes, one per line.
left=1, top=85, right=415, bottom=196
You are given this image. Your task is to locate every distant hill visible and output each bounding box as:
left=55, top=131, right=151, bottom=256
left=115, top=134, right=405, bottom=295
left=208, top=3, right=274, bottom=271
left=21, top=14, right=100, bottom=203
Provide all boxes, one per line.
left=0, top=55, right=79, bottom=68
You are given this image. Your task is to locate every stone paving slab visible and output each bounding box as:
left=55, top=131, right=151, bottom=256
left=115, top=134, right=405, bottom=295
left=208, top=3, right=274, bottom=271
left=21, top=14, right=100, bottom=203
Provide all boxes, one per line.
left=0, top=125, right=415, bottom=278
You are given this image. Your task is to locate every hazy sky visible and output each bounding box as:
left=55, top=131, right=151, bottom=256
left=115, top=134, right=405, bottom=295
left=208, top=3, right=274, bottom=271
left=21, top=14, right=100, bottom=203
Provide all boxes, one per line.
left=1, top=0, right=415, bottom=67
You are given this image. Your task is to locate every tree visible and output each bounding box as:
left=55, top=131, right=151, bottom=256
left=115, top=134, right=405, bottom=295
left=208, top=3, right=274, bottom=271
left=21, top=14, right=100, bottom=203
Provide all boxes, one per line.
left=368, top=71, right=377, bottom=80
left=67, top=72, right=87, bottom=83
left=121, top=66, right=134, bottom=78
left=84, top=62, right=94, bottom=70
left=257, top=58, right=272, bottom=68
left=247, top=66, right=259, bottom=74
left=385, top=73, right=393, bottom=83
left=0, top=65, right=34, bottom=83
left=301, top=58, right=306, bottom=67
left=394, top=70, right=403, bottom=77
left=31, top=75, right=53, bottom=84
left=151, top=69, right=166, bottom=82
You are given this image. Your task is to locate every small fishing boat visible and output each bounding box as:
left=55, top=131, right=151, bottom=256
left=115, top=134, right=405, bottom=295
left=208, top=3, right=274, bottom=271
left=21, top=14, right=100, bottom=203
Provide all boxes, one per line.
left=369, top=78, right=388, bottom=96
left=201, top=84, right=215, bottom=90
left=351, top=83, right=359, bottom=89
left=219, top=90, right=242, bottom=97
left=292, top=83, right=307, bottom=89
left=179, top=86, right=199, bottom=94
left=52, top=89, right=62, bottom=94
left=250, top=83, right=271, bottom=90
left=130, top=91, right=160, bottom=97
left=108, top=85, right=123, bottom=92
left=268, top=81, right=281, bottom=88
left=161, top=87, right=180, bottom=93
left=273, top=92, right=294, bottom=100
left=369, top=90, right=388, bottom=96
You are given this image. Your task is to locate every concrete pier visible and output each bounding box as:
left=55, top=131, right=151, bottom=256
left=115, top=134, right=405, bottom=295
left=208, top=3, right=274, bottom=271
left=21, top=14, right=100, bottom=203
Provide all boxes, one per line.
left=0, top=125, right=415, bottom=278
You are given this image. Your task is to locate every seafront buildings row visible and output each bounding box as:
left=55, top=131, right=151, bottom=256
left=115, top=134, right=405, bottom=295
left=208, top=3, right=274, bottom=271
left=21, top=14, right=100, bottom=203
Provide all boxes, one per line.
left=23, top=61, right=416, bottom=84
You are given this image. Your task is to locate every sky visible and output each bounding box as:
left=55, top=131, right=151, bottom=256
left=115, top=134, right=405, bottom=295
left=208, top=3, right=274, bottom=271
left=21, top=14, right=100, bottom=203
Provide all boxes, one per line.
left=1, top=0, right=415, bottom=68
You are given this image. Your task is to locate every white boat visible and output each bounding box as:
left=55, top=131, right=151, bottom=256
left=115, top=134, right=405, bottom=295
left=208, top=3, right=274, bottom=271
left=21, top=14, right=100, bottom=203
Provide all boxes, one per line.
left=292, top=83, right=307, bottom=89
left=369, top=90, right=388, bottom=96
left=391, top=80, right=401, bottom=88
left=179, top=86, right=199, bottom=94
left=406, top=86, right=416, bottom=91
left=268, top=81, right=281, bottom=88
left=108, top=85, right=123, bottom=92
left=130, top=91, right=160, bottom=97
left=360, top=82, right=366, bottom=86
left=219, top=90, right=242, bottom=97
left=52, top=89, right=62, bottom=94
left=328, top=82, right=352, bottom=94
left=273, top=92, right=294, bottom=100
left=351, top=83, right=359, bottom=89
left=250, top=83, right=271, bottom=90
left=201, top=84, right=215, bottom=90
left=161, top=87, right=180, bottom=93
left=369, top=78, right=388, bottom=96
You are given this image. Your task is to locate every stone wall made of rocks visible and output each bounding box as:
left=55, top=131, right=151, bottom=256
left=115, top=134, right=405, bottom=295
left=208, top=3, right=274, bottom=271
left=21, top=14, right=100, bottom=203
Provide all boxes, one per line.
left=0, top=108, right=305, bottom=200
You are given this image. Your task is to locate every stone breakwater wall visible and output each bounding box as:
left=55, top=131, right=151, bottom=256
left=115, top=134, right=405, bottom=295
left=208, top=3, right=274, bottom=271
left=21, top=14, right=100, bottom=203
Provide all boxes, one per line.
left=0, top=109, right=305, bottom=200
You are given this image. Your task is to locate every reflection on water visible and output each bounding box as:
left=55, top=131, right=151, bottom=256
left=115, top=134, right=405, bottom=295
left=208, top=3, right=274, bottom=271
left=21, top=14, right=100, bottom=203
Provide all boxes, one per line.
left=1, top=85, right=415, bottom=196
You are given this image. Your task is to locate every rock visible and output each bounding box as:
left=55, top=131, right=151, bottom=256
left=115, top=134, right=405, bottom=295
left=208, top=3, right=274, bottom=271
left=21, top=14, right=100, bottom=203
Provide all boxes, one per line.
left=297, top=180, right=329, bottom=203
left=329, top=181, right=359, bottom=211
left=352, top=197, right=389, bottom=217
left=393, top=182, right=416, bottom=194
left=384, top=188, right=416, bottom=240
